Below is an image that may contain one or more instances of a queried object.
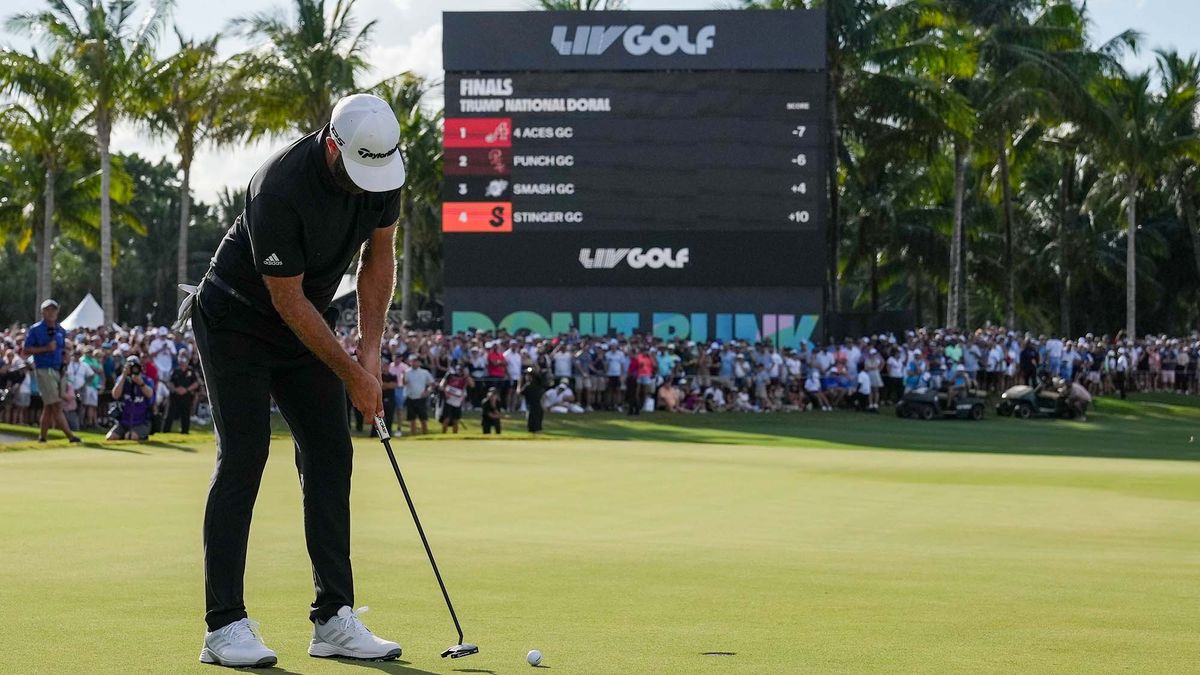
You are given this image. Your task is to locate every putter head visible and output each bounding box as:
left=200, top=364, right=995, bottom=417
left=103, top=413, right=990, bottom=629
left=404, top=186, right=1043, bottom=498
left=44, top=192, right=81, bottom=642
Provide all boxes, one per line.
left=441, top=643, right=479, bottom=659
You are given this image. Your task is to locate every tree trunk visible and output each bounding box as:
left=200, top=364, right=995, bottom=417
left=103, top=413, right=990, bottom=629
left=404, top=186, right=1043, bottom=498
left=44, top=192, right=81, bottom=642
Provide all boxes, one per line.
left=828, top=68, right=841, bottom=312
left=912, top=269, right=922, bottom=326
left=177, top=160, right=192, bottom=300
left=1126, top=174, right=1137, bottom=338
left=34, top=211, right=45, bottom=312
left=1182, top=178, right=1200, bottom=282
left=997, top=133, right=1016, bottom=329
left=40, top=166, right=56, bottom=309
left=401, top=219, right=413, bottom=323
left=98, top=109, right=115, bottom=324
left=947, top=142, right=967, bottom=329
left=960, top=209, right=969, bottom=327
left=1058, top=156, right=1072, bottom=336
left=869, top=248, right=879, bottom=312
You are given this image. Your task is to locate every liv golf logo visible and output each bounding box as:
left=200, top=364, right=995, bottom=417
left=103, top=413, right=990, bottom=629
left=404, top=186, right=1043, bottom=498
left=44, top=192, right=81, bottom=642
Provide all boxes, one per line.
left=579, top=247, right=690, bottom=270
left=551, top=25, right=716, bottom=56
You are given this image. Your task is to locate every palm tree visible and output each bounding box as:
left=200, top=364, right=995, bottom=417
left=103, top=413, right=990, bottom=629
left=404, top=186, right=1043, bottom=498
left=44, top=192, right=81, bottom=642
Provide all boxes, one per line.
left=745, top=0, right=968, bottom=313
left=1155, top=50, right=1200, bottom=281
left=945, top=0, right=1113, bottom=328
left=1091, top=65, right=1200, bottom=338
left=0, top=47, right=91, bottom=309
left=7, top=0, right=171, bottom=323
left=229, top=0, right=375, bottom=136
left=372, top=73, right=443, bottom=322
left=140, top=31, right=241, bottom=298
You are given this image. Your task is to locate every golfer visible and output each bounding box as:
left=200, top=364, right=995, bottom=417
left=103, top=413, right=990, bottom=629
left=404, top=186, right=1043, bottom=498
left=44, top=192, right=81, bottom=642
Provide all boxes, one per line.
left=187, top=94, right=405, bottom=668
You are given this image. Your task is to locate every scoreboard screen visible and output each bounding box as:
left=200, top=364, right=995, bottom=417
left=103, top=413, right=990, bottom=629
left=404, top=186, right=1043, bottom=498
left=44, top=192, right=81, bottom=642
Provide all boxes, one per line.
left=442, top=11, right=829, bottom=347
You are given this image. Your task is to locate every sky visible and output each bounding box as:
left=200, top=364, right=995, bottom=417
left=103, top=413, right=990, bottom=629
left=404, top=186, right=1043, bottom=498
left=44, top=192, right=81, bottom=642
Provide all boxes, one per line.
left=2, top=0, right=1198, bottom=202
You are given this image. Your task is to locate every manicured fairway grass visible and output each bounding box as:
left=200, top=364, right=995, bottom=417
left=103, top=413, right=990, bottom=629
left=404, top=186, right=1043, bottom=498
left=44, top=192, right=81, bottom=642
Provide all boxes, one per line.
left=1, top=395, right=1199, bottom=673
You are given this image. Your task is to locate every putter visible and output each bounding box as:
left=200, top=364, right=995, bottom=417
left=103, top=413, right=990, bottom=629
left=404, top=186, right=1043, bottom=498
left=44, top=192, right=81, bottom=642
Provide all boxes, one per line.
left=373, top=416, right=480, bottom=659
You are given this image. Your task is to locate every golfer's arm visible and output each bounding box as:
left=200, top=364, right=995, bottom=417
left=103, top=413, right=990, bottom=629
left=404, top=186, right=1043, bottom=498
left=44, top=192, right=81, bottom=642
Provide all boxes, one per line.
left=263, top=274, right=363, bottom=384
left=356, top=224, right=396, bottom=357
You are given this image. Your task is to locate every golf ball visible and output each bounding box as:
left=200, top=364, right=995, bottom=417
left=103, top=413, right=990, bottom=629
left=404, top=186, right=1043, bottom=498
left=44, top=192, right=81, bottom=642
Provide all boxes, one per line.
left=527, top=649, right=542, bottom=666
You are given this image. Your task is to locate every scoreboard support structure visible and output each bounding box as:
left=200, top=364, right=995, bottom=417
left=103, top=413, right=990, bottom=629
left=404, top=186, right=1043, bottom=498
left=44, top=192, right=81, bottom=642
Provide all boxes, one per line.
left=442, top=10, right=828, bottom=349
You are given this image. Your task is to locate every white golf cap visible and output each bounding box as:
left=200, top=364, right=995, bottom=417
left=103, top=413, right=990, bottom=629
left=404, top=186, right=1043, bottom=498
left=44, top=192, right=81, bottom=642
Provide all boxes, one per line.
left=329, top=94, right=406, bottom=192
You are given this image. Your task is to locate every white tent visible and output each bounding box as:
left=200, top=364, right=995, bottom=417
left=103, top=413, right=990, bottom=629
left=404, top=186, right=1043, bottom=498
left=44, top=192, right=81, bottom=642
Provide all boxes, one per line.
left=332, top=273, right=356, bottom=302
left=60, top=293, right=105, bottom=330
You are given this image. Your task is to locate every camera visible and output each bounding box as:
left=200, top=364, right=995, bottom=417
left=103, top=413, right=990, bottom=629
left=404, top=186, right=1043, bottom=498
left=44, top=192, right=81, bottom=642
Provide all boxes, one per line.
left=129, top=364, right=141, bottom=376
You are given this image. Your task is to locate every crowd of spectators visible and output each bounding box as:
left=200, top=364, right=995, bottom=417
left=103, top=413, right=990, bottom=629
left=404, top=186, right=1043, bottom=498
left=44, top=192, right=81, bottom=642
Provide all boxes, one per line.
left=4, top=308, right=1198, bottom=440
left=358, top=325, right=1199, bottom=424
left=0, top=302, right=204, bottom=441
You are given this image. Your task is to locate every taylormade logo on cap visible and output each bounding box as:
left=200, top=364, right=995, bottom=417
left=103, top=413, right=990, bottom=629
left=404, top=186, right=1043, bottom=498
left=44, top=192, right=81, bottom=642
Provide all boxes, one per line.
left=328, top=94, right=407, bottom=192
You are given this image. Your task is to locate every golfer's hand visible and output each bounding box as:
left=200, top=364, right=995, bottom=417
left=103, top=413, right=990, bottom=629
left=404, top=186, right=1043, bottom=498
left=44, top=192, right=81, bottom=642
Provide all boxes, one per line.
left=357, top=347, right=382, bottom=383
left=348, top=368, right=384, bottom=419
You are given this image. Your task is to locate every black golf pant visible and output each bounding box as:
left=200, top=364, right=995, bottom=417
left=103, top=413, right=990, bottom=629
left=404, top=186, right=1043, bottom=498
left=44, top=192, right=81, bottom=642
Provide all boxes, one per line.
left=194, top=303, right=353, bottom=632
left=164, top=394, right=193, bottom=433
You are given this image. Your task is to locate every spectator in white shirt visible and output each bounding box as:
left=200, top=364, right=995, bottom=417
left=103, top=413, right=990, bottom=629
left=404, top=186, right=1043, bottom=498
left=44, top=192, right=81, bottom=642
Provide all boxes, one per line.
left=503, top=341, right=524, bottom=410
left=545, top=378, right=584, bottom=413
left=149, top=327, right=177, bottom=383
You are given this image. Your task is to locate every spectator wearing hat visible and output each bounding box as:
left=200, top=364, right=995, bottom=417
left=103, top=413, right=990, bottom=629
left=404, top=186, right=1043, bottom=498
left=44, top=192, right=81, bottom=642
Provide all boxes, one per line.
left=546, top=377, right=585, bottom=413
left=150, top=326, right=177, bottom=385
left=9, top=357, right=33, bottom=425
left=164, top=354, right=201, bottom=434
left=1109, top=347, right=1128, bottom=399
left=107, top=355, right=155, bottom=441
left=804, top=365, right=831, bottom=411
left=481, top=387, right=503, bottom=434
left=603, top=342, right=627, bottom=411
left=633, top=348, right=655, bottom=413
left=863, top=347, right=884, bottom=410
left=402, top=354, right=435, bottom=435
left=437, top=363, right=473, bottom=434
left=503, top=340, right=524, bottom=411
left=1019, top=339, right=1040, bottom=385
left=22, top=299, right=81, bottom=443
left=81, top=347, right=104, bottom=428
left=377, top=354, right=400, bottom=435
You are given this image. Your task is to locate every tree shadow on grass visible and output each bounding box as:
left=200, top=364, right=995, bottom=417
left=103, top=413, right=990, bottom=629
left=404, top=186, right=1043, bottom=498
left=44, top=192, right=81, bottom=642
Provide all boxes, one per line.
left=543, top=396, right=1200, bottom=463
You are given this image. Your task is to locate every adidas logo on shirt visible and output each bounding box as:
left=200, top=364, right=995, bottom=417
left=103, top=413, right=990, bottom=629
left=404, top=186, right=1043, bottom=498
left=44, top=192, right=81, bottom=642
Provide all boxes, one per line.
left=263, top=253, right=283, bottom=266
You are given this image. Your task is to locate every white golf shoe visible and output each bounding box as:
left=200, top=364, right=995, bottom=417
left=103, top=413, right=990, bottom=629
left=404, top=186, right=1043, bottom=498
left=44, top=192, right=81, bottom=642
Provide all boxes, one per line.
left=309, top=606, right=402, bottom=660
left=199, top=618, right=278, bottom=668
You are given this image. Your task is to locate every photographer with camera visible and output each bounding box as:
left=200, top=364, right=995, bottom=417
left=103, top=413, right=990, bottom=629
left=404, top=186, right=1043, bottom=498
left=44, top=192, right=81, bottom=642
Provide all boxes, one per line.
left=106, top=355, right=155, bottom=441
left=437, top=362, right=473, bottom=434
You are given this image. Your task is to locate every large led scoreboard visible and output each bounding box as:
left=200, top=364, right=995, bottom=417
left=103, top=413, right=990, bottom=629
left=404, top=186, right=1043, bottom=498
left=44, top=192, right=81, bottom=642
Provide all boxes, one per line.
left=441, top=11, right=828, bottom=347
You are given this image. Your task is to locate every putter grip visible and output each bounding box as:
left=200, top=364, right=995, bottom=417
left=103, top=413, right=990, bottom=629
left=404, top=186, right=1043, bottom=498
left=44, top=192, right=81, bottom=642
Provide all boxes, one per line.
left=374, top=416, right=390, bottom=441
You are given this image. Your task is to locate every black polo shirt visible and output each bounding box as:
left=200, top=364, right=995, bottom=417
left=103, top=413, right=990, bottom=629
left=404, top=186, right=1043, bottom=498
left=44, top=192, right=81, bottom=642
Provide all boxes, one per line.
left=208, top=126, right=401, bottom=320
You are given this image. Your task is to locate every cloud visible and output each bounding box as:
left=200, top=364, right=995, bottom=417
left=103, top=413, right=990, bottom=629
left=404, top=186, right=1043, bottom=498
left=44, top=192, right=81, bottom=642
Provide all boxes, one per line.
left=366, top=20, right=443, bottom=83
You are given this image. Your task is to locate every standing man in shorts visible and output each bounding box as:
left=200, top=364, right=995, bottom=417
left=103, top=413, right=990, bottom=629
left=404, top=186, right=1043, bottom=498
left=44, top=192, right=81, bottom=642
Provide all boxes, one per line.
left=403, top=353, right=434, bottom=435
left=22, top=299, right=82, bottom=444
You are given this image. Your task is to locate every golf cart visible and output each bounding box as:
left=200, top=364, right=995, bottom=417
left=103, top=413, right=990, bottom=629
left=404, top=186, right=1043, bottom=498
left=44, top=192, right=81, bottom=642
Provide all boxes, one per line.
left=896, top=387, right=987, bottom=421
left=995, top=374, right=1076, bottom=419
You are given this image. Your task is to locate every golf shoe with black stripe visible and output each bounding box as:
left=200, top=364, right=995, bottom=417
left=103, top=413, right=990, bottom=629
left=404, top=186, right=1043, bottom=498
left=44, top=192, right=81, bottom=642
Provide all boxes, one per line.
left=309, top=606, right=402, bottom=660
left=199, top=618, right=278, bottom=668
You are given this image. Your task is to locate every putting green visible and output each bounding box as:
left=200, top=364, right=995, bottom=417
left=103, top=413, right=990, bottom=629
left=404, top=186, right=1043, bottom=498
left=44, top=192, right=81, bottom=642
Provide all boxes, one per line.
left=1, top=401, right=1199, bottom=673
